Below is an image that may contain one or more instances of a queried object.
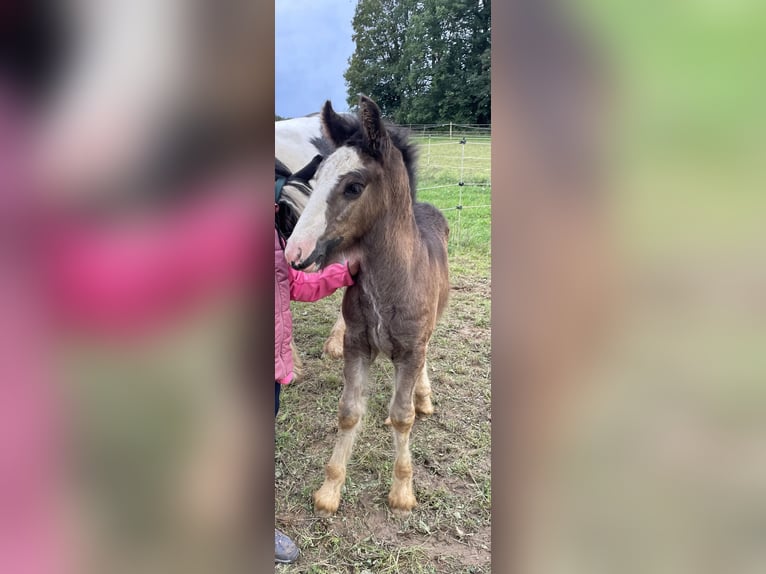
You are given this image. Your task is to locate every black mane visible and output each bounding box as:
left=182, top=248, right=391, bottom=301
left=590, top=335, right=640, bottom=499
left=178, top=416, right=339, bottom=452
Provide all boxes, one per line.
left=329, top=112, right=419, bottom=202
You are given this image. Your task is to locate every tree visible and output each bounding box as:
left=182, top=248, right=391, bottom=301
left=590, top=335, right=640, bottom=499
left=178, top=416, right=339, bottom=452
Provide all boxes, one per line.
left=344, top=0, right=414, bottom=119
left=345, top=0, right=490, bottom=124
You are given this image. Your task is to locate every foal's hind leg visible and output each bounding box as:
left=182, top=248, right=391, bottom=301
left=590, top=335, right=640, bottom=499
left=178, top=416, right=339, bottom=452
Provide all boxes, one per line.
left=387, top=355, right=424, bottom=517
left=322, top=313, right=346, bottom=359
left=385, top=359, right=432, bottom=426
left=414, top=360, right=434, bottom=416
left=313, top=350, right=370, bottom=516
left=290, top=340, right=303, bottom=382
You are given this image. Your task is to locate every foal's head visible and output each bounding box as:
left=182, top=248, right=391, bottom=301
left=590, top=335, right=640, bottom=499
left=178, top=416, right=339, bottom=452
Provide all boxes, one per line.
left=285, top=95, right=415, bottom=271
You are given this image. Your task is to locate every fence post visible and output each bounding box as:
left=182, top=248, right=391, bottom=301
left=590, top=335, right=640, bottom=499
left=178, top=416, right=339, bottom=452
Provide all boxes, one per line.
left=449, top=122, right=452, bottom=140
left=427, top=135, right=431, bottom=167
left=457, top=137, right=466, bottom=250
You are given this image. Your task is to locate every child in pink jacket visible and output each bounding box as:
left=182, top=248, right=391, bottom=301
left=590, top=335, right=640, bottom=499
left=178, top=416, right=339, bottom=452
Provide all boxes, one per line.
left=273, top=227, right=357, bottom=564
left=274, top=228, right=356, bottom=412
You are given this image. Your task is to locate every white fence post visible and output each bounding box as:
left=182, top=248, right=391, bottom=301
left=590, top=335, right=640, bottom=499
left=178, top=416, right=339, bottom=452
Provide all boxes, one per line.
left=457, top=137, right=466, bottom=249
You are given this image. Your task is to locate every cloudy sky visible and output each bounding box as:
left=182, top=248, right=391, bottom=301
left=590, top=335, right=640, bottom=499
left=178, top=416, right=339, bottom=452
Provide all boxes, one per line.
left=275, top=0, right=357, bottom=118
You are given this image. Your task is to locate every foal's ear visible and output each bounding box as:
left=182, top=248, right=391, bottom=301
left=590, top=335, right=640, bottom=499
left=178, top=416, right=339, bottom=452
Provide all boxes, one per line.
left=358, top=94, right=389, bottom=156
left=321, top=100, right=356, bottom=146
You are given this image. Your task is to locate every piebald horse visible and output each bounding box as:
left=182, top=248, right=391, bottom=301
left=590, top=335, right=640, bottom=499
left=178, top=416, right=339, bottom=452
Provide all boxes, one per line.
left=275, top=115, right=348, bottom=358
left=285, top=95, right=450, bottom=517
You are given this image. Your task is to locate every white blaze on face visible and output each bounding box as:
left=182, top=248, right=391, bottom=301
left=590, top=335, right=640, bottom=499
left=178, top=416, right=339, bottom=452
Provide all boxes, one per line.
left=284, top=147, right=364, bottom=270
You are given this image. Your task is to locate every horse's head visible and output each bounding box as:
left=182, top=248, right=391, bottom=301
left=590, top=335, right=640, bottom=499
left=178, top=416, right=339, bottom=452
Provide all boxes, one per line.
left=276, top=154, right=323, bottom=240
left=284, top=95, right=413, bottom=272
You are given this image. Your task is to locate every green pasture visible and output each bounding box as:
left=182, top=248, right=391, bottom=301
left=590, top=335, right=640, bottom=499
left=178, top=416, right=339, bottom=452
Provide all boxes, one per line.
left=411, top=135, right=492, bottom=260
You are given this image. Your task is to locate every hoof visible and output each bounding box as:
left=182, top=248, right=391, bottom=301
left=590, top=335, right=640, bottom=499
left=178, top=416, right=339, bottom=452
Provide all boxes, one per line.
left=391, top=506, right=414, bottom=518
left=322, top=336, right=344, bottom=359
left=388, top=491, right=417, bottom=517
left=313, top=484, right=340, bottom=517
left=415, top=396, right=434, bottom=417
left=314, top=505, right=335, bottom=518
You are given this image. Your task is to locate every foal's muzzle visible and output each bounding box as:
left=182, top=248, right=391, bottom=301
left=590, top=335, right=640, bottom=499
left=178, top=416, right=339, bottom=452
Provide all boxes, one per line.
left=289, top=237, right=342, bottom=271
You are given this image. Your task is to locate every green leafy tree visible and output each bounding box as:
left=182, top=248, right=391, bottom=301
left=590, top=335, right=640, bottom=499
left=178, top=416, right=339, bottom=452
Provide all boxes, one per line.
left=344, top=0, right=414, bottom=119
left=345, top=0, right=490, bottom=124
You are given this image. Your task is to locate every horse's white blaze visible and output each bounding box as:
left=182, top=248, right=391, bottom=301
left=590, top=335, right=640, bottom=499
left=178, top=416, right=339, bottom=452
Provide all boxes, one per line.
left=284, top=147, right=364, bottom=269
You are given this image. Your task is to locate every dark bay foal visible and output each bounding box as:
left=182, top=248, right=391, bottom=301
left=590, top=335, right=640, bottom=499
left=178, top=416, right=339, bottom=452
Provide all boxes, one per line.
left=284, top=95, right=450, bottom=517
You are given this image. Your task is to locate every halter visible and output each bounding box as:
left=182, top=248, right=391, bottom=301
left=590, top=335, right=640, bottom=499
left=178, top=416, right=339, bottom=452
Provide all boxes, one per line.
left=275, top=175, right=289, bottom=246
left=275, top=175, right=288, bottom=203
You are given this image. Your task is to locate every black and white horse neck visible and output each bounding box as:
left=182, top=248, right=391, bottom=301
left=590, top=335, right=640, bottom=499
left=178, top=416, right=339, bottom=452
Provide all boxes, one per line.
left=275, top=113, right=342, bottom=174
left=274, top=113, right=341, bottom=239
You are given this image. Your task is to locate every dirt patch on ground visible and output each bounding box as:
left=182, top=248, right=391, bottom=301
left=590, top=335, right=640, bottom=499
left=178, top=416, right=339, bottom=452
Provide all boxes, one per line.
left=276, top=256, right=491, bottom=573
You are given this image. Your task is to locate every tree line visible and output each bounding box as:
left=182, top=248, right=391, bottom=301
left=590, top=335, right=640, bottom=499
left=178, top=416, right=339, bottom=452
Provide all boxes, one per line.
left=344, top=0, right=490, bottom=125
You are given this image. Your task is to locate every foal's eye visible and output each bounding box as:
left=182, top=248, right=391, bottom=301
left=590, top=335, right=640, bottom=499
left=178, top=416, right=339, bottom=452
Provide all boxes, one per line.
left=344, top=182, right=364, bottom=198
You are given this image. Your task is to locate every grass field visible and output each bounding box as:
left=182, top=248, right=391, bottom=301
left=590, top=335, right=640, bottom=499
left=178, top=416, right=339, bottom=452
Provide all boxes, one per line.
left=275, top=136, right=492, bottom=572
left=413, top=135, right=491, bottom=257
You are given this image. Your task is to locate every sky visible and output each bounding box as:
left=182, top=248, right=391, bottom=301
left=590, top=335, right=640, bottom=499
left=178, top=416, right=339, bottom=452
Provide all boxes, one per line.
left=275, top=0, right=357, bottom=118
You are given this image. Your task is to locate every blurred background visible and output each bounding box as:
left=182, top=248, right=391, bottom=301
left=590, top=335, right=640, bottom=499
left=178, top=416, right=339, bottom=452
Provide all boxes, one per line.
left=494, top=1, right=766, bottom=572
left=1, top=1, right=274, bottom=573
left=2, top=0, right=765, bottom=573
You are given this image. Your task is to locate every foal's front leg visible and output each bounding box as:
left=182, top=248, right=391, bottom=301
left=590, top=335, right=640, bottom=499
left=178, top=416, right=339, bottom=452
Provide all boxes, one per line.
left=313, top=349, right=370, bottom=516
left=387, top=354, right=424, bottom=517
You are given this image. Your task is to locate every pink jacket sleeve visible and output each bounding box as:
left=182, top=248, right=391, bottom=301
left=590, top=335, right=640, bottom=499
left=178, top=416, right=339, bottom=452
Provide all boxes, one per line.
left=289, top=263, right=354, bottom=302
